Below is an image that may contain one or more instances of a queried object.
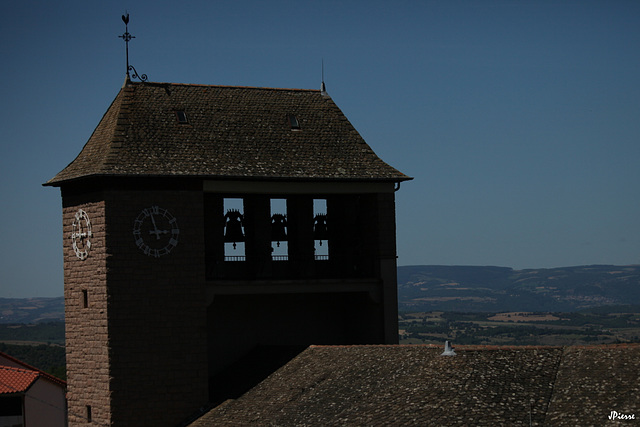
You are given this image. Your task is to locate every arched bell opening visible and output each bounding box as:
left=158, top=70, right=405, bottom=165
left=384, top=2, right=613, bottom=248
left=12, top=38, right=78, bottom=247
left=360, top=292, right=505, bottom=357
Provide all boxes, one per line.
left=270, top=198, right=288, bottom=261
left=313, top=198, right=329, bottom=260
left=205, top=192, right=383, bottom=280
left=223, top=198, right=245, bottom=261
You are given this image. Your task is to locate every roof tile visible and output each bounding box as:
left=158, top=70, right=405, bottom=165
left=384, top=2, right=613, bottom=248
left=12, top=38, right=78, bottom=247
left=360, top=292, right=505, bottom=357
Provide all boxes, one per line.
left=46, top=82, right=410, bottom=186
left=190, top=344, right=640, bottom=426
left=0, top=366, right=39, bottom=394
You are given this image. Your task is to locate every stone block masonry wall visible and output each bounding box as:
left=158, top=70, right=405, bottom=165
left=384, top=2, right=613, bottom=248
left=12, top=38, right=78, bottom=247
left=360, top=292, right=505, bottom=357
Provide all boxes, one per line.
left=373, top=192, right=399, bottom=344
left=62, top=186, right=209, bottom=426
left=103, top=188, right=208, bottom=426
left=62, top=193, right=111, bottom=426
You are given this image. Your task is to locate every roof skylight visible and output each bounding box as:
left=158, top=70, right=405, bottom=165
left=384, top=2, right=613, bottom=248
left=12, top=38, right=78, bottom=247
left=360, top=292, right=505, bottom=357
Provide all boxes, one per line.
left=288, top=114, right=300, bottom=130
left=175, top=110, right=189, bottom=124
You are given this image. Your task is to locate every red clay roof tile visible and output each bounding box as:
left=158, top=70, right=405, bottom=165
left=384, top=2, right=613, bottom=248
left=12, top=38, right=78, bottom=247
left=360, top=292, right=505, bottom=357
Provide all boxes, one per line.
left=0, top=366, right=39, bottom=394
left=0, top=351, right=66, bottom=389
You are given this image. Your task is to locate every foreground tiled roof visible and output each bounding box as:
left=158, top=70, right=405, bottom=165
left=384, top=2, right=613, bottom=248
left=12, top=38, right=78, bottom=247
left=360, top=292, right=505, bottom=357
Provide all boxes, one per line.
left=191, top=344, right=640, bottom=426
left=45, top=81, right=410, bottom=186
left=0, top=365, right=39, bottom=394
left=0, top=351, right=66, bottom=390
left=546, top=344, right=640, bottom=425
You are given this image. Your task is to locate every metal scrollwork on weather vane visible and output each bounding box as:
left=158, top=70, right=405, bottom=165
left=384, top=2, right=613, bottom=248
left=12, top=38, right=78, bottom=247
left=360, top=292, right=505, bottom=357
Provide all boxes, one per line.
left=119, top=13, right=148, bottom=82
left=128, top=65, right=148, bottom=82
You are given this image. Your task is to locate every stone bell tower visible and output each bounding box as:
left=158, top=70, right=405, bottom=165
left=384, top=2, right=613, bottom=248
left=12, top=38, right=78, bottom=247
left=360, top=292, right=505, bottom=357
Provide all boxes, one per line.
left=45, top=78, right=410, bottom=426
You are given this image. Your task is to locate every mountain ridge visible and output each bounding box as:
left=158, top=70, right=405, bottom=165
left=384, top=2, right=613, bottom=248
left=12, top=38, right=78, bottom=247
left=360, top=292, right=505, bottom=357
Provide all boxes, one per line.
left=398, top=264, right=640, bottom=312
left=2, top=264, right=640, bottom=321
left=0, top=297, right=64, bottom=323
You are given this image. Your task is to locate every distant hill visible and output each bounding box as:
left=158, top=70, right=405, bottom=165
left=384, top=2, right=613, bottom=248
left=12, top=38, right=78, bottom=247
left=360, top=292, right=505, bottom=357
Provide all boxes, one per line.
left=0, top=322, right=65, bottom=345
left=4, top=265, right=640, bottom=321
left=398, top=265, right=640, bottom=312
left=0, top=297, right=64, bottom=323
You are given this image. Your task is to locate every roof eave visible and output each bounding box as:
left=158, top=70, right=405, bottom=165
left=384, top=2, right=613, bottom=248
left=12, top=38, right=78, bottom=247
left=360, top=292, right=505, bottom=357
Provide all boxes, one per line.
left=43, top=173, right=413, bottom=188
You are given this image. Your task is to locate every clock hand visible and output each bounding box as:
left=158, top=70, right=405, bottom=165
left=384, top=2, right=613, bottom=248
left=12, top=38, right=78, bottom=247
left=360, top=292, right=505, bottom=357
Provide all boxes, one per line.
left=72, top=230, right=87, bottom=240
left=148, top=213, right=170, bottom=239
left=149, top=229, right=169, bottom=235
left=149, top=213, right=161, bottom=240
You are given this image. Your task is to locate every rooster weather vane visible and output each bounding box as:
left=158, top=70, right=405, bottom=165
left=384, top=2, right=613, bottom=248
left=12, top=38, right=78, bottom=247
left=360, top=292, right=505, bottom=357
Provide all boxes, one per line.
left=119, top=13, right=148, bottom=82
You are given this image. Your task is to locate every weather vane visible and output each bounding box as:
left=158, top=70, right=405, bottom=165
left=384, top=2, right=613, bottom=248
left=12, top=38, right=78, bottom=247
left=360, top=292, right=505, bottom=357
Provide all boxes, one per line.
left=119, top=13, right=148, bottom=82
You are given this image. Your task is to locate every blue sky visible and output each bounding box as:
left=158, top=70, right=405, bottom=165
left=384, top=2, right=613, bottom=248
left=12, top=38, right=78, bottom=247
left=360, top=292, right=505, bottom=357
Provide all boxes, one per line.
left=1, top=1, right=639, bottom=297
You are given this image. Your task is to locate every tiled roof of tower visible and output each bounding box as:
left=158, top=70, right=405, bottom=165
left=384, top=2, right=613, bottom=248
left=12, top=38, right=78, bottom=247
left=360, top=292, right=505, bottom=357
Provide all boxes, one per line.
left=190, top=343, right=640, bottom=426
left=45, top=81, right=411, bottom=186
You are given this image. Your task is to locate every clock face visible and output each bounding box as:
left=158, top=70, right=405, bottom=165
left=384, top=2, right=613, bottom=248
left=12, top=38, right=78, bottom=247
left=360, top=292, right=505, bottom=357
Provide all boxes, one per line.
left=71, top=209, right=92, bottom=260
left=133, top=206, right=179, bottom=258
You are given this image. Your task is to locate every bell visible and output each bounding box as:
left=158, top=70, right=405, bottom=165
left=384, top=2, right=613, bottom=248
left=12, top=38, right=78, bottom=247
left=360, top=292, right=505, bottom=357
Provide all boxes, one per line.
left=271, top=213, right=287, bottom=246
left=224, top=209, right=245, bottom=247
left=313, top=214, right=328, bottom=244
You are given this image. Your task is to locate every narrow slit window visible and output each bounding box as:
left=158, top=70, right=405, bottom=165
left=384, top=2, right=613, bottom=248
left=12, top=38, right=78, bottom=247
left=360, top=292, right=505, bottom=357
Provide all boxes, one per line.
left=288, top=114, right=300, bottom=130
left=175, top=110, right=189, bottom=124
left=82, top=290, right=88, bottom=308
